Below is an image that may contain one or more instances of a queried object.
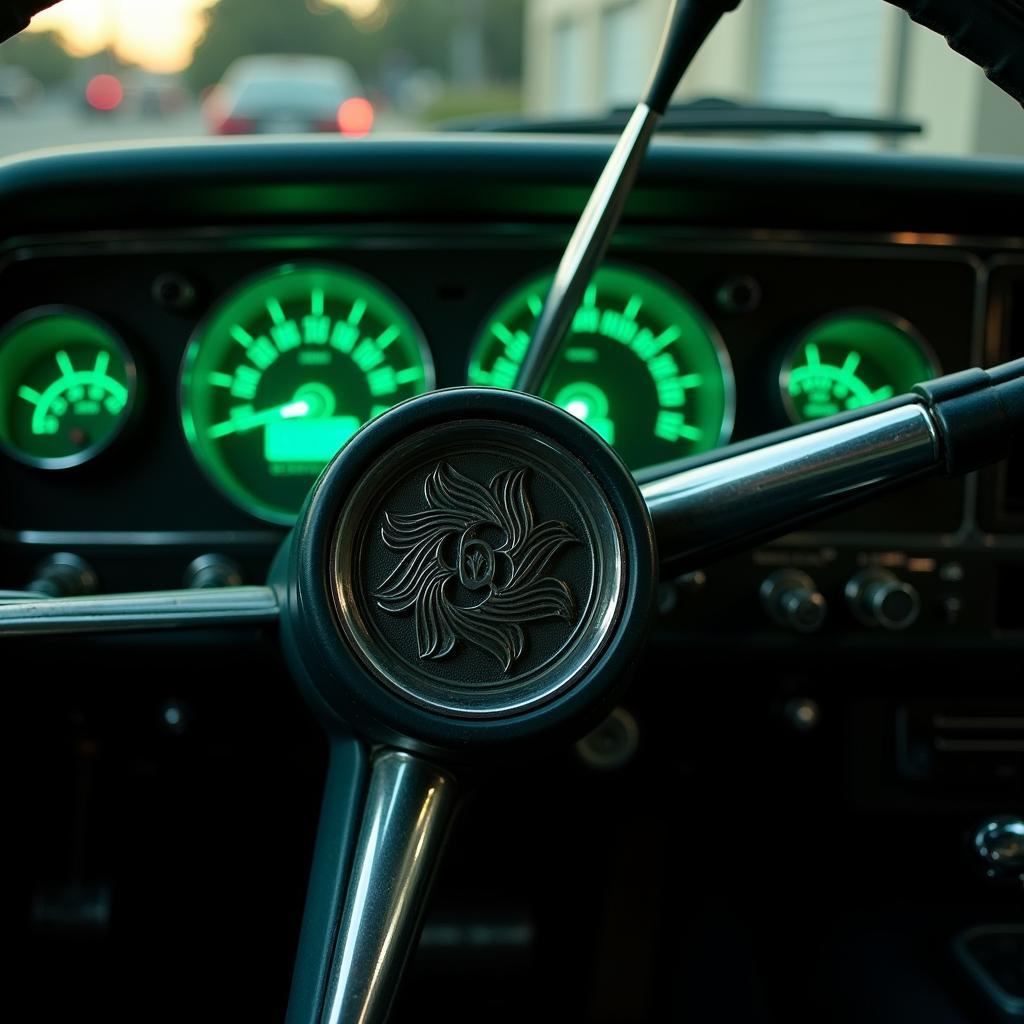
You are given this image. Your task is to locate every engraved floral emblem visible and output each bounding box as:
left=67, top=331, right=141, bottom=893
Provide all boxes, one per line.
left=374, top=463, right=577, bottom=671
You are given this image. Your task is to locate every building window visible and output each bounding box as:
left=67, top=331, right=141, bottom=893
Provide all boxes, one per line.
left=600, top=2, right=647, bottom=109
left=554, top=17, right=588, bottom=113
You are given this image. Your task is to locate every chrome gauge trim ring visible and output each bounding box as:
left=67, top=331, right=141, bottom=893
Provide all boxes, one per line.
left=179, top=261, right=435, bottom=525
left=0, top=305, right=138, bottom=471
left=778, top=306, right=940, bottom=426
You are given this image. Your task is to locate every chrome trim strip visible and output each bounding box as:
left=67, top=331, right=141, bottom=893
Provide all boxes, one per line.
left=959, top=250, right=992, bottom=538
left=320, top=750, right=457, bottom=1024
left=0, top=227, right=1000, bottom=261
left=0, top=585, right=279, bottom=636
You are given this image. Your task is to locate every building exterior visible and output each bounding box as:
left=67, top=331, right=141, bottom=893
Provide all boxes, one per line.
left=523, top=0, right=1024, bottom=157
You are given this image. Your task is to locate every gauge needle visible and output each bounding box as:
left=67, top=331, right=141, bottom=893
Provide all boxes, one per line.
left=208, top=399, right=310, bottom=439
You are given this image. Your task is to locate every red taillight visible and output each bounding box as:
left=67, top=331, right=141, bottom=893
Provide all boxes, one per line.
left=337, top=97, right=374, bottom=137
left=217, top=116, right=257, bottom=135
left=85, top=74, right=123, bottom=112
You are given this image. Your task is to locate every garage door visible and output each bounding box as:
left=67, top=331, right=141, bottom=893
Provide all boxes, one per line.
left=758, top=0, right=889, bottom=115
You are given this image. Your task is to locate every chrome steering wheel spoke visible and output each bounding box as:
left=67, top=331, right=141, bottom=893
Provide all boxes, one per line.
left=286, top=743, right=458, bottom=1024
left=0, top=585, right=279, bottom=636
left=641, top=400, right=940, bottom=574
left=320, top=750, right=457, bottom=1024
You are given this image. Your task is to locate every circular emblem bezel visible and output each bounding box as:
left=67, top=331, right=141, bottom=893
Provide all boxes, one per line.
left=331, top=421, right=624, bottom=718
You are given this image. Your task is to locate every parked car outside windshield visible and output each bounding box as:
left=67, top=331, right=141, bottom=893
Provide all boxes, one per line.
left=204, top=54, right=371, bottom=136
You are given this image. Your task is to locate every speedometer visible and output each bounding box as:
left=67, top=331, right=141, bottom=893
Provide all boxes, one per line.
left=181, top=264, right=433, bottom=524
left=468, top=264, right=733, bottom=469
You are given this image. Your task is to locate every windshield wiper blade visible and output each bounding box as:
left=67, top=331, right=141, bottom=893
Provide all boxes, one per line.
left=444, top=96, right=922, bottom=137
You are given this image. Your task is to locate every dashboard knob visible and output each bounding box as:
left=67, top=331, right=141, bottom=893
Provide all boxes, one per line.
left=26, top=552, right=98, bottom=598
left=760, top=570, right=827, bottom=633
left=184, top=554, right=243, bottom=590
left=845, top=568, right=920, bottom=630
left=973, top=816, right=1024, bottom=879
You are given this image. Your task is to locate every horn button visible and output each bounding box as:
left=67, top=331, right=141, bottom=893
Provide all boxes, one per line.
left=279, top=388, right=655, bottom=753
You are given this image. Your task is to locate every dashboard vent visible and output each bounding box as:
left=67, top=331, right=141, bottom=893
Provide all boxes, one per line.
left=897, top=703, right=1024, bottom=789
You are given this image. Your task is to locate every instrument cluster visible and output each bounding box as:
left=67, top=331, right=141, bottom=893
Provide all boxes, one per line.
left=0, top=241, right=958, bottom=528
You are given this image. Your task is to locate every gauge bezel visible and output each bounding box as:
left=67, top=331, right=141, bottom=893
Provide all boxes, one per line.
left=0, top=304, right=138, bottom=471
left=179, top=261, right=436, bottom=525
left=779, top=307, right=940, bottom=426
left=466, top=260, right=736, bottom=463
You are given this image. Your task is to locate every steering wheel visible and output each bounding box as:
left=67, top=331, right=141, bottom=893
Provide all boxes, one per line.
left=3, top=2, right=1024, bottom=1023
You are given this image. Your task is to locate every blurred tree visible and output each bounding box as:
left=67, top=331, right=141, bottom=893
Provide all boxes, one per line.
left=0, top=29, right=73, bottom=84
left=381, top=0, right=521, bottom=81
left=481, top=0, right=523, bottom=82
left=379, top=0, right=455, bottom=75
left=187, top=0, right=378, bottom=91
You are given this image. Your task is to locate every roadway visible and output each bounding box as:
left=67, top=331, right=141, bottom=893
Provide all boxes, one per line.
left=0, top=101, right=412, bottom=160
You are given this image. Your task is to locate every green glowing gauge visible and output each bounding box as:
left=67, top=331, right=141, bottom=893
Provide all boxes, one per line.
left=0, top=308, right=136, bottom=469
left=781, top=311, right=938, bottom=424
left=181, top=264, right=434, bottom=524
left=468, top=265, right=734, bottom=469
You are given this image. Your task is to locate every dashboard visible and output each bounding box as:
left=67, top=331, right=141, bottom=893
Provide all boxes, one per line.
left=1, top=136, right=1023, bottom=649
left=8, top=135, right=1024, bottom=1023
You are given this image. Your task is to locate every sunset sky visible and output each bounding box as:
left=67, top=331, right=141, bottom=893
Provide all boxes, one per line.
left=27, top=0, right=383, bottom=73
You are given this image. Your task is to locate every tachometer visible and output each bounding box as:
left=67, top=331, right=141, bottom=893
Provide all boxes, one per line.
left=181, top=264, right=433, bottom=523
left=781, top=310, right=938, bottom=423
left=468, top=264, right=733, bottom=469
left=0, top=307, right=136, bottom=469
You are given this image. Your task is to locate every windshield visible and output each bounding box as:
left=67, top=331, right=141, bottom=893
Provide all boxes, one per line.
left=0, top=0, right=1020, bottom=158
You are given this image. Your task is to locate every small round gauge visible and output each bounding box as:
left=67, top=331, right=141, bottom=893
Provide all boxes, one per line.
left=181, top=263, right=434, bottom=524
left=468, top=264, right=734, bottom=469
left=781, top=311, right=938, bottom=424
left=0, top=307, right=136, bottom=469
